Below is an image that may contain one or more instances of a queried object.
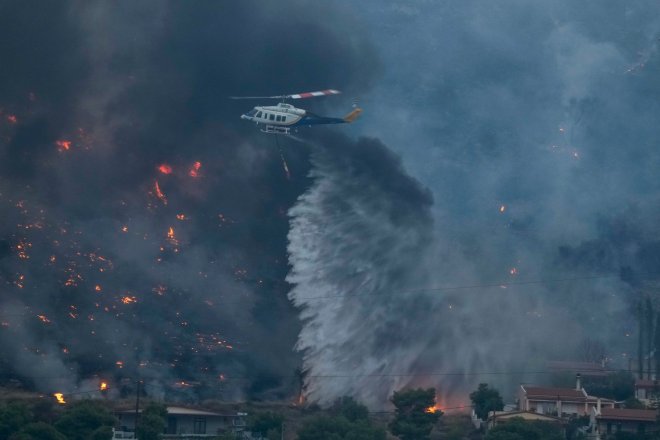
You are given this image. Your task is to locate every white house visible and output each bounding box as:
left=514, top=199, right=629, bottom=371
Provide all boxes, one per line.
left=518, top=375, right=614, bottom=417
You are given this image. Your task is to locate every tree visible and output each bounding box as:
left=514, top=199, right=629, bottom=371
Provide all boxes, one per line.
left=623, top=397, right=646, bottom=409
left=0, top=403, right=33, bottom=439
left=470, top=384, right=504, bottom=420
left=388, top=388, right=441, bottom=440
left=136, top=403, right=167, bottom=440
left=582, top=370, right=634, bottom=401
left=9, top=422, right=67, bottom=440
left=248, top=411, right=284, bottom=439
left=297, top=415, right=385, bottom=440
left=54, top=400, right=116, bottom=440
left=485, top=418, right=563, bottom=440
left=330, top=397, right=369, bottom=422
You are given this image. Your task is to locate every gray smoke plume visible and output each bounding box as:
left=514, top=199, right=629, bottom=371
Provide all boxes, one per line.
left=287, top=133, right=435, bottom=407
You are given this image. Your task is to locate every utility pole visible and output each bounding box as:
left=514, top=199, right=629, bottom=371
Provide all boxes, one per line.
left=135, top=380, right=141, bottom=437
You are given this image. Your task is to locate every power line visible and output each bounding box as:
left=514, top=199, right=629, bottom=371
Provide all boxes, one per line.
left=28, top=367, right=641, bottom=386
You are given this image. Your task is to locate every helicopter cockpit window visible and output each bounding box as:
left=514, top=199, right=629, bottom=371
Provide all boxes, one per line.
left=246, top=109, right=257, bottom=117
left=256, top=111, right=262, bottom=118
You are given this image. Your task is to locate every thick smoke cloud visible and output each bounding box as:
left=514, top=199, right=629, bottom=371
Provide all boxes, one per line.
left=292, top=0, right=660, bottom=405
left=0, top=0, right=379, bottom=400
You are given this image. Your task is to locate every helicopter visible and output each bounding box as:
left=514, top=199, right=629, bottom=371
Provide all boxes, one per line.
left=231, top=89, right=362, bottom=135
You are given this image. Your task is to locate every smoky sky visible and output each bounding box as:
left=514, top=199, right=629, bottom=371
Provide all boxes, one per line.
left=298, top=0, right=660, bottom=405
left=4, top=0, right=660, bottom=410
left=0, top=0, right=380, bottom=400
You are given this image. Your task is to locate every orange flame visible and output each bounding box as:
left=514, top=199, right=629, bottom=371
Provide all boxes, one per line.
left=56, top=140, right=72, bottom=152
left=121, top=296, right=137, bottom=304
left=167, top=226, right=177, bottom=243
left=37, top=314, right=51, bottom=323
left=54, top=393, right=66, bottom=404
left=189, top=161, right=202, bottom=177
left=158, top=164, right=173, bottom=174
left=100, top=381, right=108, bottom=391
left=154, top=181, right=168, bottom=205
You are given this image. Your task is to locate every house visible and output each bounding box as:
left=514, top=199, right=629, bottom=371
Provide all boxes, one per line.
left=634, top=379, right=659, bottom=404
left=114, top=406, right=247, bottom=439
left=487, top=410, right=565, bottom=431
left=518, top=375, right=614, bottom=417
left=591, top=407, right=658, bottom=438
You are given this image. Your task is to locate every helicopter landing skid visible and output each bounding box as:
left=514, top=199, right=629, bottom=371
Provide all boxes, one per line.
left=261, top=125, right=291, bottom=135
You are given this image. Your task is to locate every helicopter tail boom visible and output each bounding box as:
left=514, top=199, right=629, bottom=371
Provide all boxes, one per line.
left=343, top=107, right=363, bottom=123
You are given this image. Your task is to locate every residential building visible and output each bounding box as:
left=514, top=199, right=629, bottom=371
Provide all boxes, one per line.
left=113, top=406, right=247, bottom=439
left=518, top=375, right=614, bottom=417
left=591, top=407, right=658, bottom=438
left=635, top=379, right=659, bottom=405
left=486, top=410, right=565, bottom=431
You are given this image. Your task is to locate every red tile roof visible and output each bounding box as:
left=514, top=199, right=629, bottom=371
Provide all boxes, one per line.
left=598, top=408, right=657, bottom=422
left=635, top=379, right=659, bottom=388
left=522, top=386, right=586, bottom=401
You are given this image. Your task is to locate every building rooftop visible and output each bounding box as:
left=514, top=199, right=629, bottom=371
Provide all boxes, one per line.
left=522, top=386, right=587, bottom=401
left=597, top=408, right=657, bottom=422
left=116, top=406, right=244, bottom=417
left=635, top=379, right=659, bottom=388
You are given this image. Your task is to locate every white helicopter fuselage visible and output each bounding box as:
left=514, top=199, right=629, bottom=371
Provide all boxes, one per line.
left=240, top=103, right=305, bottom=127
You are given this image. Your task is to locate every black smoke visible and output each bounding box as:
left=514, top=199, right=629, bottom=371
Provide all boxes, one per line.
left=0, top=0, right=381, bottom=400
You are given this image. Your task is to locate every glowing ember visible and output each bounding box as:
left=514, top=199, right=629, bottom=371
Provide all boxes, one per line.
left=6, top=114, right=17, bottom=124
left=121, top=296, right=137, bottom=304
left=115, top=361, right=124, bottom=368
left=425, top=404, right=442, bottom=413
left=157, top=164, right=173, bottom=174
left=100, top=381, right=108, bottom=391
left=499, top=205, right=506, bottom=213
left=56, top=140, right=72, bottom=152
left=54, top=393, right=66, bottom=404
left=95, top=285, right=102, bottom=292
left=509, top=267, right=518, bottom=276
left=188, top=161, right=202, bottom=177
left=154, top=181, right=168, bottom=205
left=37, top=314, right=51, bottom=323
left=167, top=226, right=177, bottom=243
left=121, top=225, right=128, bottom=232
left=176, top=214, right=186, bottom=220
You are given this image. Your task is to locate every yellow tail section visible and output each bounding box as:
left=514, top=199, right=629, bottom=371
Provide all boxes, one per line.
left=343, top=107, right=363, bottom=123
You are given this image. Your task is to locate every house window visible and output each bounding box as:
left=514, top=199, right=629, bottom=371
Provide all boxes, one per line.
left=193, top=417, right=206, bottom=434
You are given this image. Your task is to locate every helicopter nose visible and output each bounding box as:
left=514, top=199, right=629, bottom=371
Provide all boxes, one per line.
left=241, top=114, right=249, bottom=120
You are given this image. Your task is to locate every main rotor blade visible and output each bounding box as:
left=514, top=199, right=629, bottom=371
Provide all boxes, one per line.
left=229, top=89, right=341, bottom=100
left=228, top=95, right=289, bottom=100
left=289, top=89, right=341, bottom=99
